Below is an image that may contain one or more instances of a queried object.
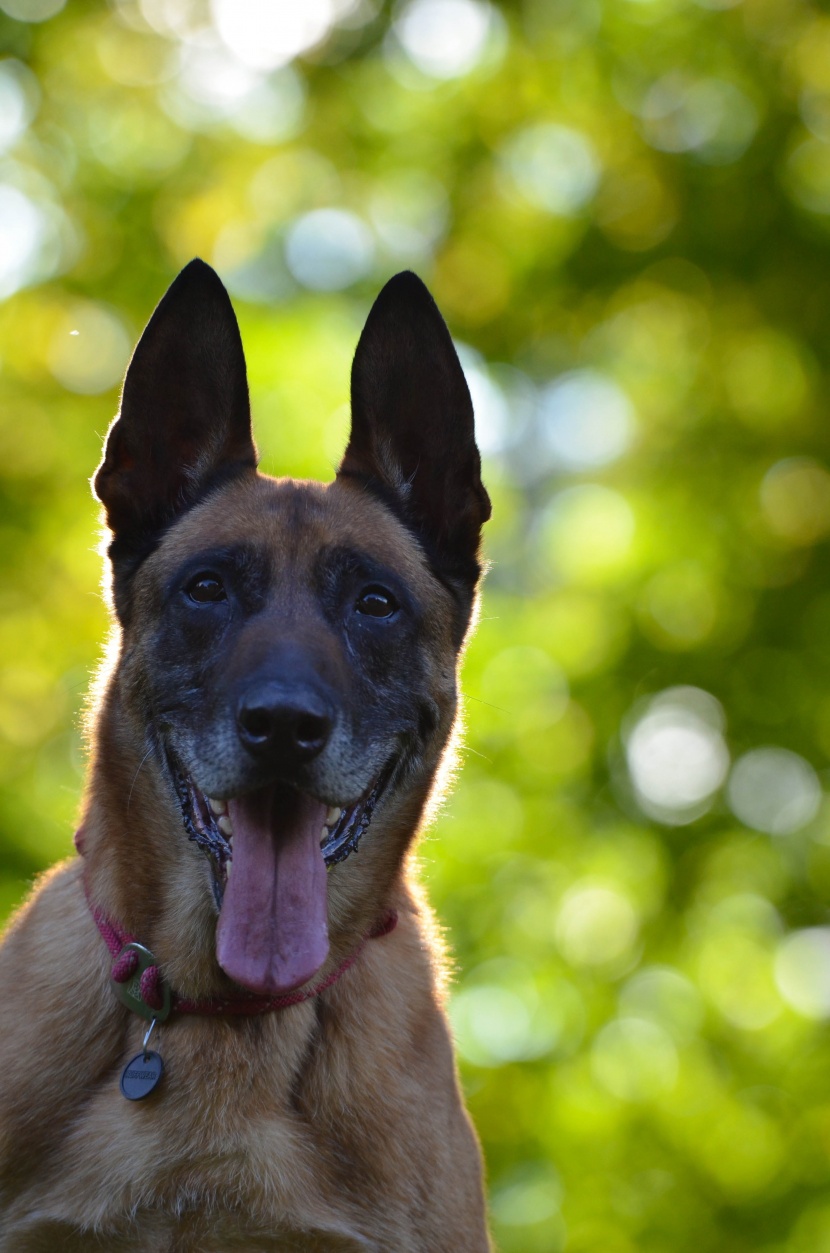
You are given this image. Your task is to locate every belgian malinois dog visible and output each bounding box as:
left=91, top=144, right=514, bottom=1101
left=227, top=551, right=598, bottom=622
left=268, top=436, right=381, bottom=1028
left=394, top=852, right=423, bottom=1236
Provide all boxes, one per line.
left=0, top=261, right=492, bottom=1249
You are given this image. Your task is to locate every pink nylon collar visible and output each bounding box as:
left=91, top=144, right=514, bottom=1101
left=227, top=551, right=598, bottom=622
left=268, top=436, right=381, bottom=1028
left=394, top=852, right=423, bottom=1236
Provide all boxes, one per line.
left=84, top=864, right=397, bottom=1018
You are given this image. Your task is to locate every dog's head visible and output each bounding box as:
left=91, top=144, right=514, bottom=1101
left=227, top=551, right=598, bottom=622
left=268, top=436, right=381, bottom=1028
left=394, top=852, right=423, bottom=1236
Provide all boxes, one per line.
left=93, top=260, right=490, bottom=997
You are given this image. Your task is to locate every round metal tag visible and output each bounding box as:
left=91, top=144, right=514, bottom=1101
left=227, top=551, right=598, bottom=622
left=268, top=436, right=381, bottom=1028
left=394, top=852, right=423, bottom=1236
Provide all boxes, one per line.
left=120, top=1050, right=164, bottom=1101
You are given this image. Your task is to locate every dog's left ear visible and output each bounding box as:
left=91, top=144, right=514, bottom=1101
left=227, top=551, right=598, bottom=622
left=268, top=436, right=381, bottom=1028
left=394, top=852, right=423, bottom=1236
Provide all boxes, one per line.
left=94, top=259, right=256, bottom=601
left=339, top=272, right=491, bottom=591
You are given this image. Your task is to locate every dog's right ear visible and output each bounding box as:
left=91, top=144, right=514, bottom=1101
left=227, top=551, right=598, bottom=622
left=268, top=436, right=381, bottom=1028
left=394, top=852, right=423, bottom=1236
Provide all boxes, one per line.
left=94, top=259, right=256, bottom=609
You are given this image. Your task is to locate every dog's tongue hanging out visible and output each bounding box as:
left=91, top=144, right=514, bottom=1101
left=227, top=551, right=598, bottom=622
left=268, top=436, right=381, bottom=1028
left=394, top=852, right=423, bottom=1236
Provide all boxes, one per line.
left=216, top=785, right=329, bottom=995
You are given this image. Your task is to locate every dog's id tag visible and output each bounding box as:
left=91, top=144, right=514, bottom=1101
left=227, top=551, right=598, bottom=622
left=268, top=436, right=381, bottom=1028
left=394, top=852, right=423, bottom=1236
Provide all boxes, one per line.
left=120, top=1049, right=164, bottom=1100
left=119, top=1019, right=164, bottom=1101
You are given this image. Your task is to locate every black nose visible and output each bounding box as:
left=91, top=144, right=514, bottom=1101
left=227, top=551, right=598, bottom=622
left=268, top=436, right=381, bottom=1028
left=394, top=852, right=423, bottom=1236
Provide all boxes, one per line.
left=236, top=683, right=334, bottom=762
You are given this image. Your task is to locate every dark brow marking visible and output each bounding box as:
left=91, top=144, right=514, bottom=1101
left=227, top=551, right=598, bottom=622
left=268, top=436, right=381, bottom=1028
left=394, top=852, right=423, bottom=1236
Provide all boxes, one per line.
left=164, top=543, right=271, bottom=609
left=314, top=543, right=421, bottom=619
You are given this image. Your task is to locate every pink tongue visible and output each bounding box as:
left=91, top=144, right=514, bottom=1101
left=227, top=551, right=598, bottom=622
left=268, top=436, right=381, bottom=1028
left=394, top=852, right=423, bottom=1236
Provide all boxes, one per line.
left=216, top=785, right=329, bottom=996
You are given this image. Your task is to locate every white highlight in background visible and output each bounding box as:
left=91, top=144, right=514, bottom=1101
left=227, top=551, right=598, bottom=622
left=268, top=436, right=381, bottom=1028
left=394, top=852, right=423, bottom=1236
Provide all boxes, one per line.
left=0, top=185, right=46, bottom=299
left=0, top=61, right=39, bottom=153
left=211, top=0, right=336, bottom=70
left=539, top=369, right=635, bottom=470
left=727, top=747, right=821, bottom=836
left=501, top=123, right=600, bottom=216
left=625, top=686, right=729, bottom=824
left=556, top=882, right=639, bottom=967
left=775, top=928, right=830, bottom=1018
left=284, top=209, right=375, bottom=290
left=394, top=0, right=494, bottom=79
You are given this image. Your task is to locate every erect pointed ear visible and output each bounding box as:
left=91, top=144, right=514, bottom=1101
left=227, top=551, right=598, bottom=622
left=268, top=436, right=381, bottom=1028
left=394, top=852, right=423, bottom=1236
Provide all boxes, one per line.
left=94, top=259, right=256, bottom=602
left=338, top=272, right=491, bottom=593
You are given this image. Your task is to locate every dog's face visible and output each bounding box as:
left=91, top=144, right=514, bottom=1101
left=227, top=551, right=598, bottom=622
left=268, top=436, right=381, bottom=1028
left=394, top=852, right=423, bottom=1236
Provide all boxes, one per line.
left=93, top=262, right=489, bottom=999
left=136, top=477, right=450, bottom=811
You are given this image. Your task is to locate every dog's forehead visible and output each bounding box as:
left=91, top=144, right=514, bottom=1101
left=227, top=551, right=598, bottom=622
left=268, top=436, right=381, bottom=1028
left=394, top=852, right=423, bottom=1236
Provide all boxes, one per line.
left=151, top=472, right=432, bottom=587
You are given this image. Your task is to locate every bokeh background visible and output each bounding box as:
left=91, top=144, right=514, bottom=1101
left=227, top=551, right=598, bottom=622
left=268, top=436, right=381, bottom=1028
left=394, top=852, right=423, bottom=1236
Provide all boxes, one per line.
left=4, top=0, right=830, bottom=1247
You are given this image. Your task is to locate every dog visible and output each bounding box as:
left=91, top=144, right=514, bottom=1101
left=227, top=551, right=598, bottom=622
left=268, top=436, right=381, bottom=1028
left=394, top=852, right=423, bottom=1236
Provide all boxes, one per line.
left=0, top=261, right=492, bottom=1250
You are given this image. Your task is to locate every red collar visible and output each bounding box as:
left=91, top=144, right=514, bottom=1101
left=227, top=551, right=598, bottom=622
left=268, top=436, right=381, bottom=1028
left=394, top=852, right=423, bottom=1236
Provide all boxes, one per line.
left=87, top=888, right=397, bottom=1020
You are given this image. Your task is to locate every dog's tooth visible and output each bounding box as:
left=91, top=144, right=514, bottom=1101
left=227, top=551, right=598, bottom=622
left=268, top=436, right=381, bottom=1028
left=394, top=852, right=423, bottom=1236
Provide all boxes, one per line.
left=325, top=806, right=340, bottom=827
left=226, top=858, right=233, bottom=880
left=217, top=815, right=233, bottom=836
left=208, top=797, right=227, bottom=815
left=320, top=825, right=329, bottom=842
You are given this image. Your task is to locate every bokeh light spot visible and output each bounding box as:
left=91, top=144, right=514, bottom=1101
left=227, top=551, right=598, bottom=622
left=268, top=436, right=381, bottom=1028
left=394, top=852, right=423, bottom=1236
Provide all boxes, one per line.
left=88, top=99, right=190, bottom=182
left=478, top=645, right=569, bottom=732
left=596, top=160, right=678, bottom=250
left=698, top=1103, right=784, bottom=1196
left=284, top=209, right=374, bottom=290
left=393, top=0, right=494, bottom=79
left=619, top=966, right=703, bottom=1041
left=640, top=75, right=758, bottom=164
left=787, top=135, right=830, bottom=216
left=639, top=562, right=718, bottom=649
left=625, top=687, right=729, bottom=824
left=0, top=60, right=39, bottom=153
left=177, top=41, right=261, bottom=113
left=47, top=303, right=132, bottom=395
left=491, top=1162, right=562, bottom=1228
left=0, top=663, right=67, bottom=748
left=211, top=0, right=336, bottom=70
left=592, top=1017, right=678, bottom=1101
left=727, top=747, right=822, bottom=836
left=0, top=184, right=46, bottom=299
left=556, top=882, right=640, bottom=968
left=451, top=985, right=532, bottom=1064
left=171, top=42, right=306, bottom=143
left=542, top=485, right=636, bottom=585
left=369, top=171, right=449, bottom=265
left=696, top=915, right=782, bottom=1030
left=450, top=961, right=563, bottom=1066
left=501, top=123, right=601, bottom=216
left=0, top=0, right=64, bottom=19
left=438, top=775, right=524, bottom=860
left=761, top=457, right=830, bottom=545
left=723, top=328, right=810, bottom=428
left=539, top=370, right=635, bottom=470
left=775, top=928, right=830, bottom=1019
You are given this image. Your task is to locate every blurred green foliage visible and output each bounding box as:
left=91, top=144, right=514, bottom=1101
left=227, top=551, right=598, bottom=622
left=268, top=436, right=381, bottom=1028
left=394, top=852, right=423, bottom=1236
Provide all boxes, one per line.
left=5, top=0, right=830, bottom=1247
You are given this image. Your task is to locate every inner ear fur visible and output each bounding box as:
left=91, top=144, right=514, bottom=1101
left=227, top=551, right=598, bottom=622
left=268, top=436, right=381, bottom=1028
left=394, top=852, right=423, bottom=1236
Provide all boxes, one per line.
left=94, top=259, right=257, bottom=608
left=339, top=271, right=491, bottom=593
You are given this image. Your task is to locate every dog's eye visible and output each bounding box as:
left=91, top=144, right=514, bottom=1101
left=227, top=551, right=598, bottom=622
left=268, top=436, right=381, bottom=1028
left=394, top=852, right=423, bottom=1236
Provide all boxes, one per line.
left=186, top=573, right=227, bottom=604
left=355, top=586, right=399, bottom=618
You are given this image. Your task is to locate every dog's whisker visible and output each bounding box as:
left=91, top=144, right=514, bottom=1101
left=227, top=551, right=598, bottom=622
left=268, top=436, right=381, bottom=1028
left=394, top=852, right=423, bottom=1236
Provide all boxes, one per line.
left=126, top=745, right=154, bottom=812
left=458, top=744, right=492, bottom=763
left=464, top=694, right=508, bottom=712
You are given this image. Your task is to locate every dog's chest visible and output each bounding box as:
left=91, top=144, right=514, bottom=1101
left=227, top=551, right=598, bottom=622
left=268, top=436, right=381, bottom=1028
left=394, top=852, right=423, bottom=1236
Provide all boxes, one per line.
left=10, top=1108, right=377, bottom=1252
left=6, top=1023, right=382, bottom=1251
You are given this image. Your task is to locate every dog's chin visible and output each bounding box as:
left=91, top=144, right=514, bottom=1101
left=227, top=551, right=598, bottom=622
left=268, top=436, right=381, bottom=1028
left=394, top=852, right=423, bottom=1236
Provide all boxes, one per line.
left=172, top=761, right=395, bottom=996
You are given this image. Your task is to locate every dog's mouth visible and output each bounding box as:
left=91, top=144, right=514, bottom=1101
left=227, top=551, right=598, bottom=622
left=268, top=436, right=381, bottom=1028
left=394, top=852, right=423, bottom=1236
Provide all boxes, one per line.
left=173, top=763, right=393, bottom=997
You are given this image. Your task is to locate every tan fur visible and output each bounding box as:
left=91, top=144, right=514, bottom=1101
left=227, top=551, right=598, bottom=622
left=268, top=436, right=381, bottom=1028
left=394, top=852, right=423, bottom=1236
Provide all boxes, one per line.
left=0, top=472, right=491, bottom=1251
